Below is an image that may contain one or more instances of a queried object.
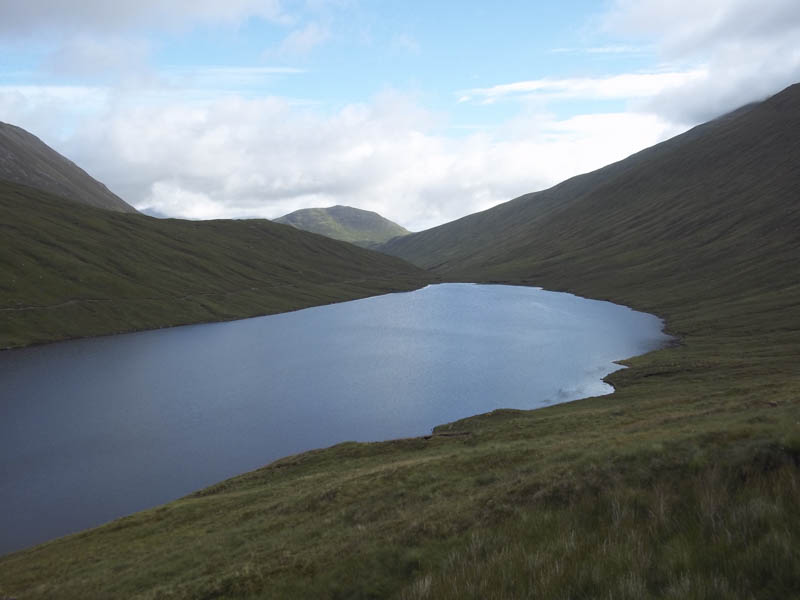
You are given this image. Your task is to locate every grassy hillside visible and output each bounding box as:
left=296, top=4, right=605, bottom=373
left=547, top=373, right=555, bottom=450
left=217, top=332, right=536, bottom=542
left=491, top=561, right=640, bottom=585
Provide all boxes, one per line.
left=0, top=121, right=136, bottom=213
left=275, top=205, right=410, bottom=247
left=2, top=87, right=799, bottom=599
left=379, top=90, right=798, bottom=284
left=0, top=181, right=430, bottom=348
left=380, top=83, right=800, bottom=339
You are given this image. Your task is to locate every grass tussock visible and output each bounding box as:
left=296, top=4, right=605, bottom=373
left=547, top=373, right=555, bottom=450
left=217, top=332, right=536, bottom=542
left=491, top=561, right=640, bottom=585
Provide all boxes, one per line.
left=401, top=462, right=800, bottom=600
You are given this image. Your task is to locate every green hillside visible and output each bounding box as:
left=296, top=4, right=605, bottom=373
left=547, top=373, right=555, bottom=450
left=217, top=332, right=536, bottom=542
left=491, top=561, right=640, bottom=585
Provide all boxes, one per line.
left=0, top=181, right=430, bottom=348
left=377, top=84, right=800, bottom=370
left=2, top=86, right=799, bottom=599
left=275, top=205, right=410, bottom=247
left=379, top=92, right=798, bottom=288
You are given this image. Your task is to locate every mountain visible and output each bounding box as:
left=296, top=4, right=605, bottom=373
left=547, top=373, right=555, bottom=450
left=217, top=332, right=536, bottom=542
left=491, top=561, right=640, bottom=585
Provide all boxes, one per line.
left=2, top=87, right=799, bottom=597
left=0, top=181, right=430, bottom=348
left=379, top=85, right=800, bottom=302
left=275, top=205, right=410, bottom=247
left=0, top=121, right=136, bottom=213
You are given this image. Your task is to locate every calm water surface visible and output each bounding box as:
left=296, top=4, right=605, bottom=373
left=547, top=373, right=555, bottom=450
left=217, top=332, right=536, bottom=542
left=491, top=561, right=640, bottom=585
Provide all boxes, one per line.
left=0, top=284, right=670, bottom=555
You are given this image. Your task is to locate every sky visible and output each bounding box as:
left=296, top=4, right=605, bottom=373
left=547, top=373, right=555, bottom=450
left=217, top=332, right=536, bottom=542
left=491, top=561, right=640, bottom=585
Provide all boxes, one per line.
left=1, top=1, right=799, bottom=231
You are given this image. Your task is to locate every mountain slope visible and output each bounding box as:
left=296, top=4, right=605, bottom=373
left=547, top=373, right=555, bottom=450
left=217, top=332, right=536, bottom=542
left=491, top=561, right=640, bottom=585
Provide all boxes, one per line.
left=0, top=121, right=136, bottom=213
left=379, top=87, right=799, bottom=298
left=0, top=181, right=430, bottom=348
left=275, top=205, right=410, bottom=247
left=377, top=85, right=800, bottom=388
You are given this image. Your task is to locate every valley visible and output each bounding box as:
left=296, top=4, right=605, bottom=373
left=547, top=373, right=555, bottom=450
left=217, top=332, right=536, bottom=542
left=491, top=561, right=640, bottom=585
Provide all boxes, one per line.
left=0, top=85, right=798, bottom=599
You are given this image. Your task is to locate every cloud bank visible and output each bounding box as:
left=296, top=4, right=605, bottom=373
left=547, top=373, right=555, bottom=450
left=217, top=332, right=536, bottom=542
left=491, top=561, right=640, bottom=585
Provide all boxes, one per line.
left=0, top=0, right=287, bottom=35
left=458, top=71, right=707, bottom=105
left=1, top=0, right=797, bottom=230
left=605, top=0, right=800, bottom=123
left=17, top=92, right=670, bottom=230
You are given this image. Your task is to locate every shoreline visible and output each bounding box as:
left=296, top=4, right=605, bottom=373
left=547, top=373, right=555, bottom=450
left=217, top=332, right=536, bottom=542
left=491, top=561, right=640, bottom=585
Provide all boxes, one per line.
left=1, top=281, right=673, bottom=557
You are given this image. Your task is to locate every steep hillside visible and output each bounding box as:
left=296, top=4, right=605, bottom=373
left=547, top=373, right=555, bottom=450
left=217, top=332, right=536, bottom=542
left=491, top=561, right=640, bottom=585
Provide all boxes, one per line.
left=380, top=88, right=799, bottom=295
left=0, top=121, right=136, bottom=213
left=2, top=87, right=799, bottom=598
left=0, top=181, right=430, bottom=348
left=379, top=84, right=800, bottom=350
left=275, top=205, right=410, bottom=247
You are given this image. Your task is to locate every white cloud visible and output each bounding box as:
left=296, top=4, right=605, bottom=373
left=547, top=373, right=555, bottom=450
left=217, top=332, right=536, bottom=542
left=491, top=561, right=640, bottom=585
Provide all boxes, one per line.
left=459, top=70, right=707, bottom=105
left=0, top=0, right=289, bottom=36
left=0, top=87, right=678, bottom=231
left=161, top=66, right=307, bottom=100
left=0, top=85, right=110, bottom=139
left=272, top=22, right=330, bottom=56
left=391, top=33, right=421, bottom=55
left=603, top=0, right=800, bottom=123
left=603, top=0, right=800, bottom=54
left=549, top=45, right=653, bottom=55
left=4, top=0, right=794, bottom=234
left=44, top=35, right=155, bottom=83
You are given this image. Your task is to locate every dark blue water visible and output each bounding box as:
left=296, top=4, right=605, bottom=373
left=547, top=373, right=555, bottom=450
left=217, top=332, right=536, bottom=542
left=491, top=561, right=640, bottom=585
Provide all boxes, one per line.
left=0, top=284, right=669, bottom=555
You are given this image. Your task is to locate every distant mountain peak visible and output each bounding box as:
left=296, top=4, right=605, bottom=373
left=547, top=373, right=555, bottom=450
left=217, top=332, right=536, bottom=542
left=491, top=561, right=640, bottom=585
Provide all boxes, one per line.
left=0, top=121, right=136, bottom=213
left=274, top=205, right=410, bottom=248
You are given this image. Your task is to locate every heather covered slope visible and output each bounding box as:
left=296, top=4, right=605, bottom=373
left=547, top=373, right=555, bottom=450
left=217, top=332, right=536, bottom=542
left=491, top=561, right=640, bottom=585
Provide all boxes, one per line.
left=275, top=204, right=410, bottom=247
left=0, top=121, right=136, bottom=213
left=0, top=181, right=430, bottom=348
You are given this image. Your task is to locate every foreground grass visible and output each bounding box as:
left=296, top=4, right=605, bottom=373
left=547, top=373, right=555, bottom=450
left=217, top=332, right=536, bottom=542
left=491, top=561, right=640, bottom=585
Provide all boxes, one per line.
left=402, top=461, right=799, bottom=600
